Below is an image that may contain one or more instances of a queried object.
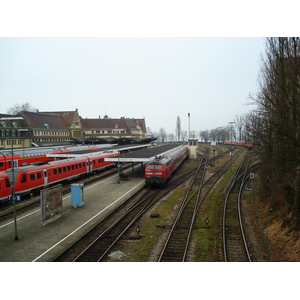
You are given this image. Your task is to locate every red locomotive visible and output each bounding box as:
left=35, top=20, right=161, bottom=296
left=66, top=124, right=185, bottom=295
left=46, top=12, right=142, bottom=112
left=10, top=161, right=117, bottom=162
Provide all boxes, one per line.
left=3, top=151, right=119, bottom=198
left=0, top=172, right=12, bottom=202
left=145, top=145, right=189, bottom=186
left=0, top=144, right=111, bottom=172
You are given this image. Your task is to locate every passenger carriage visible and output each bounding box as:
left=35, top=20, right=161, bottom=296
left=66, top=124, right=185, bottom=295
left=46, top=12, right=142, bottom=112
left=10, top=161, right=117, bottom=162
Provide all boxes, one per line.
left=0, top=172, right=12, bottom=202
left=5, top=151, right=120, bottom=195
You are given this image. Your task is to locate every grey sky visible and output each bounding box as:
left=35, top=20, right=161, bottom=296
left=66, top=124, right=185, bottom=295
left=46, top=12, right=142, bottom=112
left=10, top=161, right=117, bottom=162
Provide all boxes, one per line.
left=0, top=37, right=265, bottom=135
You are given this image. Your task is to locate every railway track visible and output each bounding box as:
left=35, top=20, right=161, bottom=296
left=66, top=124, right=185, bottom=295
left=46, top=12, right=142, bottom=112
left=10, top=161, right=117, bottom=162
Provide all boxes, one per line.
left=157, top=148, right=243, bottom=262
left=222, top=150, right=259, bottom=262
left=58, top=150, right=210, bottom=261
left=57, top=146, right=253, bottom=262
left=71, top=158, right=209, bottom=262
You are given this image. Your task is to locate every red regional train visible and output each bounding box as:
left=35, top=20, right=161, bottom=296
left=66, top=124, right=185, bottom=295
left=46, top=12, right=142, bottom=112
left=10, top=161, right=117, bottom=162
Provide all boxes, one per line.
left=145, top=145, right=189, bottom=186
left=0, top=172, right=12, bottom=202
left=0, top=151, right=119, bottom=200
left=223, top=141, right=253, bottom=149
left=0, top=144, right=112, bottom=172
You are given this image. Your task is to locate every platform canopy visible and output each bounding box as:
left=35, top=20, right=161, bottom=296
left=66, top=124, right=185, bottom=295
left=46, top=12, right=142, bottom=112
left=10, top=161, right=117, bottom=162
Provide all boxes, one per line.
left=105, top=144, right=184, bottom=163
left=46, top=144, right=149, bottom=159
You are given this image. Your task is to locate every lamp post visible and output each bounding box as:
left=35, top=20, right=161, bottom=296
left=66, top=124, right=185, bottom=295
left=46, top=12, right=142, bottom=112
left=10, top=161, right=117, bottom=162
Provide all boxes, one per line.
left=114, top=129, right=123, bottom=183
left=18, top=128, right=29, bottom=163
left=188, top=113, right=190, bottom=140
left=0, top=117, right=24, bottom=241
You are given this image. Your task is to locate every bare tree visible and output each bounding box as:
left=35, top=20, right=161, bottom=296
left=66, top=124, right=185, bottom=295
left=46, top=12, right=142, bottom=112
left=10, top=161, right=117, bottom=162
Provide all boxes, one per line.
left=7, top=102, right=38, bottom=115
left=181, top=130, right=187, bottom=142
left=251, top=37, right=300, bottom=222
left=175, top=116, right=181, bottom=142
left=168, top=133, right=175, bottom=142
left=190, top=130, right=197, bottom=139
left=199, top=129, right=209, bottom=142
left=146, top=127, right=153, bottom=136
left=159, top=127, right=167, bottom=143
left=234, top=114, right=245, bottom=141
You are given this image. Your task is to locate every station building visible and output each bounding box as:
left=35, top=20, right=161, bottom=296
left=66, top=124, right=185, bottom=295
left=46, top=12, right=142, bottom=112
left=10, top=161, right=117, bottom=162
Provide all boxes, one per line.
left=81, top=116, right=146, bottom=141
left=0, top=109, right=147, bottom=149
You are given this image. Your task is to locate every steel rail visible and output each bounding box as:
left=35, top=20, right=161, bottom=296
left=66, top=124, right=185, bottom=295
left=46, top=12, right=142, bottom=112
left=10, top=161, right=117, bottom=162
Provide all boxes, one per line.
left=72, top=158, right=208, bottom=262
left=222, top=151, right=254, bottom=262
left=158, top=148, right=244, bottom=262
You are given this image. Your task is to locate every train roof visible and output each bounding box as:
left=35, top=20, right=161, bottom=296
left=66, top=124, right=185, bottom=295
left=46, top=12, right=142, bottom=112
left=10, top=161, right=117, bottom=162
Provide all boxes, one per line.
left=105, top=144, right=187, bottom=163
left=46, top=144, right=149, bottom=158
left=147, top=155, right=172, bottom=165
left=0, top=144, right=112, bottom=157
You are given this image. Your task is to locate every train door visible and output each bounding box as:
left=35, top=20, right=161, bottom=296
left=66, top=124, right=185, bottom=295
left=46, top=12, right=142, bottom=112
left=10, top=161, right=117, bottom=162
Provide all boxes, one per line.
left=8, top=159, right=18, bottom=170
left=89, top=159, right=93, bottom=172
left=43, top=169, right=48, bottom=186
left=86, top=159, right=89, bottom=173
left=13, top=159, right=18, bottom=169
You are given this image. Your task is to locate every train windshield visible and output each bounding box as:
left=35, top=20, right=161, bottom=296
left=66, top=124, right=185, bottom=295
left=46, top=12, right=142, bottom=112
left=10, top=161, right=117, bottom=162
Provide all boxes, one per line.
left=147, top=164, right=162, bottom=170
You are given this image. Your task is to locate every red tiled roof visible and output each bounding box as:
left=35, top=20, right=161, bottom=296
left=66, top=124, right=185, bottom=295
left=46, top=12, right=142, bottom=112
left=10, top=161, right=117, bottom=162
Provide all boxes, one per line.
left=18, top=111, right=69, bottom=129
left=80, top=118, right=146, bottom=131
left=40, top=111, right=76, bottom=127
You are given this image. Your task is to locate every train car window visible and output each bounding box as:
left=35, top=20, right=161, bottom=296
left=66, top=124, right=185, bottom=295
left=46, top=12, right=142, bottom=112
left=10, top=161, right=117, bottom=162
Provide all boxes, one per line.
left=147, top=165, right=154, bottom=169
left=63, top=167, right=66, bottom=172
left=155, top=165, right=162, bottom=169
left=72, top=165, right=74, bottom=170
left=54, top=169, right=57, bottom=175
left=21, top=174, right=27, bottom=183
left=30, top=174, right=35, bottom=181
left=37, top=173, right=42, bottom=179
left=58, top=168, right=62, bottom=173
left=0, top=162, right=3, bottom=167
left=75, top=165, right=78, bottom=169
left=5, top=178, right=11, bottom=188
left=67, top=166, right=71, bottom=171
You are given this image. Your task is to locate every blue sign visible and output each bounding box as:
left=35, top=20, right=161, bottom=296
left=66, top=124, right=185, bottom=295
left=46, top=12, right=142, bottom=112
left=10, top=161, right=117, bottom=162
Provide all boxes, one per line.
left=7, top=195, right=21, bottom=201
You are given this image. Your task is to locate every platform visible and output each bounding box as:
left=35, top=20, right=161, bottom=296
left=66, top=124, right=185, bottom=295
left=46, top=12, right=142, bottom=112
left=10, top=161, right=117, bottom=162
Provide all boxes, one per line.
left=0, top=166, right=145, bottom=262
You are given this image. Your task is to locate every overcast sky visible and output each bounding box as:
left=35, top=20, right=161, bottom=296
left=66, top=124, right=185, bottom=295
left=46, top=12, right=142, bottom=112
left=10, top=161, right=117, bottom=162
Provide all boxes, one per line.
left=0, top=37, right=265, bottom=135
left=1, top=1, right=294, bottom=136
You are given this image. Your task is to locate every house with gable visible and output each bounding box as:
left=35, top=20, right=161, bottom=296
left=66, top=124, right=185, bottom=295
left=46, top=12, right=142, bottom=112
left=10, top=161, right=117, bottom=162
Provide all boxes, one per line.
left=81, top=116, right=147, bottom=141
left=18, top=111, right=73, bottom=146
